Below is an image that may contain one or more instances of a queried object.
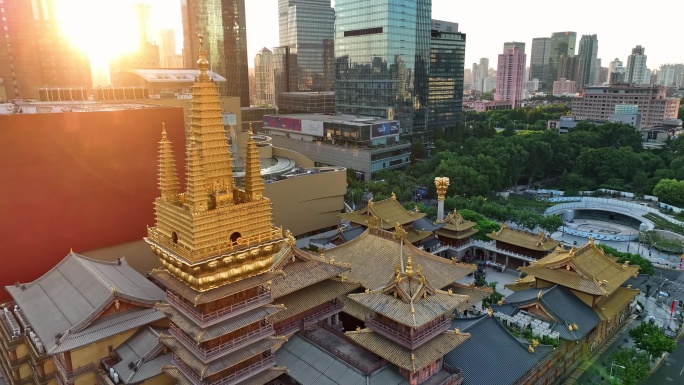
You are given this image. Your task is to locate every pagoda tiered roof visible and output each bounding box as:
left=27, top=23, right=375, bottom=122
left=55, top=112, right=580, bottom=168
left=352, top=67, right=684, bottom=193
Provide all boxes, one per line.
left=339, top=195, right=425, bottom=230
left=518, top=239, right=640, bottom=296
left=271, top=247, right=352, bottom=298
left=435, top=210, right=478, bottom=240
left=346, top=329, right=469, bottom=372
left=150, top=269, right=283, bottom=305
left=268, top=278, right=362, bottom=324
left=160, top=334, right=284, bottom=377
left=156, top=302, right=283, bottom=342
left=348, top=255, right=469, bottom=327
left=322, top=228, right=475, bottom=290
left=487, top=223, right=559, bottom=251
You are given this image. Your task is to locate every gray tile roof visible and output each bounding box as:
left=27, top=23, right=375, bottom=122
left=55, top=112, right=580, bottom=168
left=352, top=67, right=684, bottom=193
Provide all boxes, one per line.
left=494, top=285, right=600, bottom=341
left=5, top=253, right=165, bottom=354
left=52, top=308, right=166, bottom=354
left=444, top=315, right=554, bottom=385
left=275, top=334, right=409, bottom=385
left=113, top=326, right=167, bottom=384
left=411, top=218, right=445, bottom=232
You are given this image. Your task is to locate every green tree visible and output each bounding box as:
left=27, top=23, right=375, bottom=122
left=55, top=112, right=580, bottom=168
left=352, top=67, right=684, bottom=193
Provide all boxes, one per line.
left=540, top=215, right=563, bottom=234
left=653, top=178, right=684, bottom=205
left=629, top=321, right=676, bottom=358
left=607, top=348, right=650, bottom=385
left=481, top=281, right=504, bottom=308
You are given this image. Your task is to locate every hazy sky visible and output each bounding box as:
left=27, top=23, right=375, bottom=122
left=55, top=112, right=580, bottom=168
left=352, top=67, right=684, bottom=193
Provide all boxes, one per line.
left=156, top=0, right=680, bottom=70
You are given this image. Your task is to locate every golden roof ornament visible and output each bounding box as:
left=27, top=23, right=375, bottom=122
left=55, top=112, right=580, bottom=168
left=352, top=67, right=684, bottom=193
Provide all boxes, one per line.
left=573, top=323, right=578, bottom=330
left=454, top=327, right=460, bottom=334
left=537, top=290, right=543, bottom=300
left=434, top=177, right=450, bottom=201
left=588, top=236, right=594, bottom=245
left=366, top=216, right=379, bottom=230
left=329, top=257, right=335, bottom=264
left=391, top=192, right=397, bottom=200
left=448, top=288, right=453, bottom=295
left=566, top=264, right=571, bottom=271
left=285, top=230, right=296, bottom=247
left=394, top=222, right=408, bottom=240
left=195, top=34, right=210, bottom=82
left=367, top=197, right=374, bottom=207
left=356, top=326, right=361, bottom=331
left=532, top=339, right=539, bottom=347
left=487, top=307, right=493, bottom=317
left=411, top=306, right=415, bottom=314
left=568, top=324, right=573, bottom=331
left=320, top=253, right=325, bottom=259
left=405, top=252, right=414, bottom=278
left=365, top=288, right=370, bottom=294
left=528, top=345, right=535, bottom=353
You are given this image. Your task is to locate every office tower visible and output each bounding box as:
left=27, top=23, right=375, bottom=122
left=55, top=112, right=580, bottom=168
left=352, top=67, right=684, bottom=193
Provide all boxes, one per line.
left=598, top=65, right=609, bottom=84
left=472, top=58, right=489, bottom=92
left=530, top=37, right=551, bottom=90
left=0, top=0, right=92, bottom=99
left=109, top=2, right=160, bottom=77
left=159, top=29, right=183, bottom=68
left=255, top=48, right=275, bottom=105
left=182, top=0, right=250, bottom=106
left=335, top=0, right=431, bottom=140
left=594, top=58, right=602, bottom=84
left=557, top=54, right=581, bottom=87
left=548, top=32, right=577, bottom=84
left=607, top=58, right=626, bottom=84
left=503, top=41, right=526, bottom=54
left=576, top=34, right=598, bottom=87
left=495, top=47, right=526, bottom=108
left=625, top=45, right=648, bottom=85
left=428, top=20, right=466, bottom=132
left=278, top=0, right=335, bottom=92
left=273, top=46, right=298, bottom=105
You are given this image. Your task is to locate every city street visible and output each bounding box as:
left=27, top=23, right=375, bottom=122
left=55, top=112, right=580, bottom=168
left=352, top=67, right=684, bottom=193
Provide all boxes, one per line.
left=644, top=336, right=684, bottom=384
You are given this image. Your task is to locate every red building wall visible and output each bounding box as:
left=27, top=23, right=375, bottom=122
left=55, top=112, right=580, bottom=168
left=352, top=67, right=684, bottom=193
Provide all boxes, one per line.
left=0, top=107, right=186, bottom=301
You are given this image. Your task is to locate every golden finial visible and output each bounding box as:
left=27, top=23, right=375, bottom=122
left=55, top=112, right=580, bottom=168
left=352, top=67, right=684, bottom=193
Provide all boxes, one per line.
left=111, top=285, right=117, bottom=294
left=368, top=197, right=374, bottom=207
left=196, top=34, right=210, bottom=81
left=411, top=306, right=415, bottom=314
left=537, top=290, right=542, bottom=299
left=497, top=299, right=504, bottom=306
left=423, top=291, right=427, bottom=299
left=70, top=247, right=74, bottom=253
left=394, top=264, right=400, bottom=275
left=365, top=288, right=370, bottom=294
left=454, top=327, right=460, bottom=334
left=320, top=253, right=325, bottom=260
left=329, top=257, right=335, bottom=264
left=405, top=252, right=414, bottom=278
left=448, top=288, right=453, bottom=295
left=572, top=323, right=578, bottom=331
left=391, top=192, right=397, bottom=200
left=469, top=281, right=475, bottom=288
left=248, top=123, right=254, bottom=135
left=356, top=326, right=361, bottom=331
left=566, top=264, right=571, bottom=271
left=285, top=230, right=296, bottom=247
left=532, top=339, right=539, bottom=347
left=161, top=122, right=167, bottom=139
left=411, top=353, right=415, bottom=361
left=366, top=216, right=379, bottom=230
left=434, top=177, right=450, bottom=201
left=501, top=222, right=508, bottom=229
left=588, top=236, right=594, bottom=245
left=568, top=324, right=573, bottom=331
left=528, top=345, right=535, bottom=353
left=487, top=307, right=493, bottom=317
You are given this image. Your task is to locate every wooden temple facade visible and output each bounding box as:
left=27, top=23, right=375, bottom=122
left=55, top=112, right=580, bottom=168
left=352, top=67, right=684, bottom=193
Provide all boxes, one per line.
left=434, top=210, right=478, bottom=248
left=486, top=223, right=559, bottom=268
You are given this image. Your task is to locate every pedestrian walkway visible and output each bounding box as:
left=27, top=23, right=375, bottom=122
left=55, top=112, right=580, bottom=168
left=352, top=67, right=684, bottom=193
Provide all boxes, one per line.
left=562, top=314, right=637, bottom=385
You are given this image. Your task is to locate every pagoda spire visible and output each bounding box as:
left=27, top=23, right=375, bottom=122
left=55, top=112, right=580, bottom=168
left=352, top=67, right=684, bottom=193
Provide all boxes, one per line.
left=158, top=123, right=179, bottom=202
left=184, top=134, right=209, bottom=212
left=243, top=125, right=265, bottom=201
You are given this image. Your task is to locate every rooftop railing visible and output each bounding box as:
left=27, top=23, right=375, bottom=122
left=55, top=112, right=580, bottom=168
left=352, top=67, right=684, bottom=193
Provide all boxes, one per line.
left=167, top=290, right=272, bottom=325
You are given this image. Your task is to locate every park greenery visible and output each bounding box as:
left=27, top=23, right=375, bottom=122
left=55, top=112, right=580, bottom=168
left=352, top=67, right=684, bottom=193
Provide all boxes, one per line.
left=345, top=103, right=684, bottom=236
left=595, top=244, right=655, bottom=276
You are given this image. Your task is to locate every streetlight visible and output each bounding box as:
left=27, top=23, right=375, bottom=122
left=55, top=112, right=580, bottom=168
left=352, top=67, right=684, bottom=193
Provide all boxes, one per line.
left=610, top=362, right=625, bottom=379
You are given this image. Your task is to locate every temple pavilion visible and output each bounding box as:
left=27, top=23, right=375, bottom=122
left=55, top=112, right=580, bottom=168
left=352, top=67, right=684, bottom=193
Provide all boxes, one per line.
left=486, top=223, right=559, bottom=268
left=146, top=35, right=358, bottom=385
left=433, top=210, right=478, bottom=248
left=339, top=195, right=442, bottom=246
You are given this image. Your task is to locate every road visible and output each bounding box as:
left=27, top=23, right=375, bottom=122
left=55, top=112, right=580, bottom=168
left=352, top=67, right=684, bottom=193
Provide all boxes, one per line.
left=642, top=337, right=684, bottom=384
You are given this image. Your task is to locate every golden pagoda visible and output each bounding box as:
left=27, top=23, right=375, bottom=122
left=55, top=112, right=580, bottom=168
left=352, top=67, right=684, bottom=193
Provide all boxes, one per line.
left=148, top=35, right=288, bottom=385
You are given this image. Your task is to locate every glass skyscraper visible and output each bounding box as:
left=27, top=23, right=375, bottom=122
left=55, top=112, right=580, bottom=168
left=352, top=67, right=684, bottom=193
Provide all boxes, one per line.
left=182, top=0, right=251, bottom=106
left=428, top=20, right=465, bottom=134
left=278, top=0, right=335, bottom=92
left=530, top=37, right=551, bottom=90
left=548, top=32, right=577, bottom=86
left=334, top=0, right=432, bottom=139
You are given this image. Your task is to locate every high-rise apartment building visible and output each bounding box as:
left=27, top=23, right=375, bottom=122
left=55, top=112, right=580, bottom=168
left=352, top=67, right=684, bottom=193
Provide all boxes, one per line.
left=626, top=45, right=648, bottom=85
left=182, top=0, right=250, bottom=106
left=495, top=47, right=526, bottom=108
left=335, top=0, right=431, bottom=141
left=656, top=64, right=684, bottom=86
left=254, top=48, right=275, bottom=106
left=503, top=42, right=526, bottom=55
left=530, top=37, right=552, bottom=91
left=576, top=34, right=598, bottom=88
left=572, top=84, right=680, bottom=128
left=0, top=0, right=92, bottom=99
left=607, top=58, right=626, bottom=84
left=428, top=20, right=466, bottom=132
left=472, top=58, right=489, bottom=92
left=548, top=32, right=577, bottom=85
left=278, top=0, right=335, bottom=92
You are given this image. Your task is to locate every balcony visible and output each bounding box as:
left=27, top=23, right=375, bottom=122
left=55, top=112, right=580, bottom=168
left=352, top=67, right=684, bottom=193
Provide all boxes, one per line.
left=443, top=364, right=465, bottom=385
left=301, top=327, right=387, bottom=375
left=274, top=301, right=344, bottom=335
left=365, top=314, right=450, bottom=349
left=173, top=354, right=275, bottom=385
left=52, top=357, right=96, bottom=384
left=170, top=323, right=274, bottom=362
left=167, top=290, right=272, bottom=325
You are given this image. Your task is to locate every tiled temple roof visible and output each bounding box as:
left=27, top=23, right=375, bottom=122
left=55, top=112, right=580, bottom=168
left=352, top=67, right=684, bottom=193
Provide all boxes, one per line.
left=269, top=279, right=361, bottom=324
left=487, top=223, right=558, bottom=251
left=339, top=196, right=425, bottom=229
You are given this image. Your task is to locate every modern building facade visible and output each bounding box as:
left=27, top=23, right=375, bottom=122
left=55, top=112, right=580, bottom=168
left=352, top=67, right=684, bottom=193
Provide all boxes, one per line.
left=278, top=0, right=335, bottom=92
left=182, top=0, right=250, bottom=106
left=0, top=0, right=92, bottom=99
left=334, top=0, right=431, bottom=142
left=530, top=37, right=552, bottom=90
left=277, top=91, right=335, bottom=114
left=626, top=45, right=648, bottom=85
left=472, top=57, right=489, bottom=92
left=272, top=46, right=298, bottom=104
left=254, top=48, right=276, bottom=106
left=158, top=29, right=183, bottom=68
left=548, top=32, right=577, bottom=86
left=495, top=47, right=526, bottom=108
left=263, top=114, right=410, bottom=181
left=607, top=58, right=626, bottom=84
left=656, top=63, right=684, bottom=87
left=576, top=34, right=598, bottom=88
left=557, top=54, right=581, bottom=85
left=503, top=42, right=525, bottom=55
left=572, top=84, right=680, bottom=128
left=553, top=78, right=577, bottom=95
left=428, top=20, right=466, bottom=133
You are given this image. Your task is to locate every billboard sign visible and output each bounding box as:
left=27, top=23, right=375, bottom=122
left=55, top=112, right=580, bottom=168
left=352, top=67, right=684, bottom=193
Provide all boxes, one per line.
left=371, top=121, right=400, bottom=138
left=263, top=116, right=302, bottom=132
left=301, top=119, right=324, bottom=136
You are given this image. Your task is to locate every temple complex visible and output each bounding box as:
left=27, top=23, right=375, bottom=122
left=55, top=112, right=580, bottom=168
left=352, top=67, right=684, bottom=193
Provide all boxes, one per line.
left=486, top=223, right=559, bottom=268
left=433, top=210, right=478, bottom=248
left=0, top=253, right=168, bottom=385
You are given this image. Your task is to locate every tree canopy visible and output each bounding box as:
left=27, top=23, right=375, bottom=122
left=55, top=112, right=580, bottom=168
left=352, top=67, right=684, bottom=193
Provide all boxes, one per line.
left=628, top=321, right=676, bottom=358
